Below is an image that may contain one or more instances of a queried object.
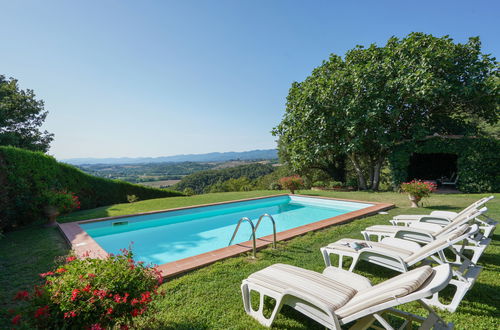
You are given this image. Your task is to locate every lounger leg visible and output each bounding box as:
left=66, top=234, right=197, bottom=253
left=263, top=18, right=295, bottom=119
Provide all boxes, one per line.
left=321, top=247, right=332, bottom=267
left=241, top=282, right=284, bottom=327
left=422, top=265, right=482, bottom=313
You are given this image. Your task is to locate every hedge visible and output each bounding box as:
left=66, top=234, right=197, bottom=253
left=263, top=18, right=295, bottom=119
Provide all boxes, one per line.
left=0, top=146, right=183, bottom=230
left=388, top=137, right=500, bottom=193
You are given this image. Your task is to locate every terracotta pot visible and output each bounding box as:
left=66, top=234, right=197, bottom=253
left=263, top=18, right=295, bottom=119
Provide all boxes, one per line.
left=44, top=205, right=60, bottom=227
left=408, top=195, right=421, bottom=208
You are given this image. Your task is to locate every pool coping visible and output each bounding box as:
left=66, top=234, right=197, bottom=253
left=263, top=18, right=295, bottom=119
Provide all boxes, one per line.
left=58, top=194, right=394, bottom=277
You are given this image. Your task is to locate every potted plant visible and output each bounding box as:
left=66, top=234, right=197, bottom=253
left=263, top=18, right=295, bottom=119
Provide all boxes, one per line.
left=279, top=175, right=304, bottom=194
left=41, top=190, right=81, bottom=227
left=400, top=180, right=437, bottom=208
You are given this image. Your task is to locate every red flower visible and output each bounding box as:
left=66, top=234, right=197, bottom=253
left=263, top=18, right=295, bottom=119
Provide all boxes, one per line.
left=131, top=309, right=139, bottom=317
left=14, top=290, right=29, bottom=300
left=66, top=256, right=77, bottom=262
left=106, top=307, right=114, bottom=315
left=120, top=325, right=129, bottom=330
left=130, top=298, right=139, bottom=306
left=71, top=289, right=80, bottom=301
left=34, top=305, right=49, bottom=318
left=40, top=271, right=55, bottom=278
left=64, top=310, right=77, bottom=318
left=55, top=267, right=67, bottom=273
left=82, top=284, right=92, bottom=292
left=91, top=324, right=104, bottom=330
left=114, top=294, right=122, bottom=303
left=12, top=314, right=21, bottom=325
left=88, top=273, right=97, bottom=278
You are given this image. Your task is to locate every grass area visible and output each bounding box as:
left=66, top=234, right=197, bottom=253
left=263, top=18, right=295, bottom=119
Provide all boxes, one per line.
left=1, top=191, right=499, bottom=328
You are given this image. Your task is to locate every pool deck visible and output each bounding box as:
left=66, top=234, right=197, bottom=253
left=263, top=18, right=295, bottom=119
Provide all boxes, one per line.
left=58, top=194, right=394, bottom=277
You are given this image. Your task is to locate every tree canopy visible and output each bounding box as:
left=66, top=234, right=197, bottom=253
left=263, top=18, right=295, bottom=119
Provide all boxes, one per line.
left=273, top=33, right=499, bottom=190
left=0, top=75, right=54, bottom=152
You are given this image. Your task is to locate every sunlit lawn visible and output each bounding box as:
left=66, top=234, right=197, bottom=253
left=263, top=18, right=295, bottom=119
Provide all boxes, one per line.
left=1, top=191, right=498, bottom=329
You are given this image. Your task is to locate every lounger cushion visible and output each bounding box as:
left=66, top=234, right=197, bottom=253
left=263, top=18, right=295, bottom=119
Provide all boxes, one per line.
left=246, top=264, right=356, bottom=313
left=335, top=265, right=433, bottom=318
left=403, top=225, right=469, bottom=264
left=327, top=238, right=414, bottom=259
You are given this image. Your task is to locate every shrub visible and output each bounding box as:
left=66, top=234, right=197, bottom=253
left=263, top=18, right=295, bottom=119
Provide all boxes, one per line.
left=10, top=248, right=162, bottom=328
left=268, top=182, right=282, bottom=190
left=41, top=190, right=81, bottom=214
left=400, top=180, right=437, bottom=200
left=328, top=181, right=343, bottom=188
left=278, top=175, right=304, bottom=194
left=127, top=195, right=139, bottom=203
left=182, top=188, right=195, bottom=196
left=312, top=181, right=327, bottom=187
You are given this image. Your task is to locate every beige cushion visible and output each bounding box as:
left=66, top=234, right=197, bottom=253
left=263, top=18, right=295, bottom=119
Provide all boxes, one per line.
left=404, top=225, right=469, bottom=264
left=327, top=238, right=414, bottom=259
left=246, top=264, right=356, bottom=314
left=335, top=266, right=433, bottom=318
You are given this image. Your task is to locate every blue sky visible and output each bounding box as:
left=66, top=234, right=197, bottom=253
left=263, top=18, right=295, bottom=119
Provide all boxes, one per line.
left=1, top=1, right=498, bottom=159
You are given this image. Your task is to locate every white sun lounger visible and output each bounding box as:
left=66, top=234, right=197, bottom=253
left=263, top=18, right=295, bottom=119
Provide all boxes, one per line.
left=361, top=207, right=490, bottom=264
left=321, top=224, right=481, bottom=312
left=242, top=263, right=453, bottom=329
left=391, top=196, right=496, bottom=237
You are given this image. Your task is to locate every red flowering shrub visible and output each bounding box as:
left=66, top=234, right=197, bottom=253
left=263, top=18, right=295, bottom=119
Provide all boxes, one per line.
left=41, top=189, right=81, bottom=214
left=278, top=175, right=304, bottom=194
left=400, top=180, right=437, bottom=199
left=10, top=248, right=162, bottom=328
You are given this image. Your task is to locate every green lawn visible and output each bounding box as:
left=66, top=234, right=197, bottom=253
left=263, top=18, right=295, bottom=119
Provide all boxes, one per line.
left=1, top=191, right=499, bottom=329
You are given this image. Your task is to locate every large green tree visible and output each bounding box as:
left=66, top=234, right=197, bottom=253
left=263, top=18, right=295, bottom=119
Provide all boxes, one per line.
left=0, top=75, right=54, bottom=152
left=273, top=33, right=499, bottom=190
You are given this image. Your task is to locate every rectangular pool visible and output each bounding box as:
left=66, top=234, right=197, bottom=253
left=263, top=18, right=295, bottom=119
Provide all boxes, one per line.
left=79, top=195, right=374, bottom=265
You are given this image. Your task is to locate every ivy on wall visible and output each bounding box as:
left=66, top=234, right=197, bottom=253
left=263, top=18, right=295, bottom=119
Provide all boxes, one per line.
left=388, top=137, right=500, bottom=193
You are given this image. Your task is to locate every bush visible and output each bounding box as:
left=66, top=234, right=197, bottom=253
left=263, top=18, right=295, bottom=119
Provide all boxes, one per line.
left=328, top=181, right=342, bottom=188
left=10, top=248, right=162, bottom=328
left=312, top=181, right=327, bottom=187
left=41, top=190, right=81, bottom=214
left=127, top=195, right=139, bottom=203
left=268, top=182, right=282, bottom=190
left=0, top=146, right=184, bottom=230
left=182, top=188, right=195, bottom=196
left=278, top=175, right=304, bottom=194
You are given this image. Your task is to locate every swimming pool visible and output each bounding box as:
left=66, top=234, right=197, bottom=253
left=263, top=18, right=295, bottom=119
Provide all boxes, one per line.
left=60, top=194, right=392, bottom=276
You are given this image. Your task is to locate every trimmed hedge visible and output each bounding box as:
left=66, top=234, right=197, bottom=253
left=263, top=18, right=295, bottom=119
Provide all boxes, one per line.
left=0, top=146, right=183, bottom=229
left=389, top=137, right=500, bottom=193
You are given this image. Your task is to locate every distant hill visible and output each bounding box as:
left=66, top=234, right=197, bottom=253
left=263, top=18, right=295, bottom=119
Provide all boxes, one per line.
left=63, top=149, right=278, bottom=165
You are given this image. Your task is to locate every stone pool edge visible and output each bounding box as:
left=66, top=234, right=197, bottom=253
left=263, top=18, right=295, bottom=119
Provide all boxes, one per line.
left=57, top=194, right=394, bottom=277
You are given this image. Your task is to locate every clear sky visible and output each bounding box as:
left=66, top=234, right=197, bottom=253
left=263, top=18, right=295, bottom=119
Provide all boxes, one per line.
left=1, top=1, right=498, bottom=159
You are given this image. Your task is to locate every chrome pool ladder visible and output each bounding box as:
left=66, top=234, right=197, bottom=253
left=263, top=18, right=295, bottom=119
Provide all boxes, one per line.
left=253, top=214, right=277, bottom=249
left=227, top=214, right=277, bottom=258
left=228, top=217, right=256, bottom=258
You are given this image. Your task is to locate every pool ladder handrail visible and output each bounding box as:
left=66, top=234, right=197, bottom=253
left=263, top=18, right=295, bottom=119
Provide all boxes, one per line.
left=228, top=217, right=256, bottom=258
left=253, top=213, right=277, bottom=249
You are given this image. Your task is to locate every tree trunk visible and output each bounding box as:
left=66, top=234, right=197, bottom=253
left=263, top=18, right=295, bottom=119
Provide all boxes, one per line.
left=349, top=154, right=367, bottom=190
left=371, top=157, right=384, bottom=191
left=368, top=157, right=375, bottom=189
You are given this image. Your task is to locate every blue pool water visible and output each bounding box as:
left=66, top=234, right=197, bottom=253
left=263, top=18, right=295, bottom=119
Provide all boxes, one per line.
left=80, top=195, right=372, bottom=265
